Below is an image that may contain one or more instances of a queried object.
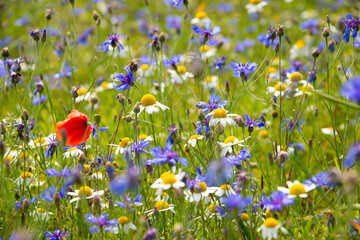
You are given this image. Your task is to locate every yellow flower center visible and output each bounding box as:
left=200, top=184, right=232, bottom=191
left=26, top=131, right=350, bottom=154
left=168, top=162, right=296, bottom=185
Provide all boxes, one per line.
left=300, top=85, right=313, bottom=93
left=78, top=186, right=93, bottom=197
left=195, top=11, right=207, bottom=19
left=67, top=147, right=78, bottom=152
left=160, top=172, right=177, bottom=185
left=77, top=88, right=87, bottom=96
left=220, top=184, right=232, bottom=190
left=224, top=136, right=237, bottom=144
left=100, top=81, right=109, bottom=88
left=20, top=171, right=32, bottom=179
left=193, top=182, right=207, bottom=193
left=140, top=64, right=149, bottom=70
left=259, top=130, right=269, bottom=139
left=212, top=109, right=227, bottom=118
left=162, top=192, right=168, bottom=197
left=289, top=184, right=306, bottom=196
left=155, top=200, right=170, bottom=210
left=295, top=39, right=306, bottom=48
left=177, top=65, right=187, bottom=74
left=141, top=94, right=157, bottom=106
left=118, top=216, right=130, bottom=225
left=4, top=155, right=13, bottom=164
left=274, top=84, right=286, bottom=91
left=34, top=137, right=46, bottom=145
left=208, top=204, right=218, bottom=213
left=200, top=45, right=210, bottom=52
left=266, top=67, right=277, bottom=74
left=37, top=208, right=47, bottom=213
left=265, top=208, right=272, bottom=218
left=289, top=72, right=302, bottom=82
left=139, top=134, right=148, bottom=140
left=83, top=164, right=90, bottom=173
left=205, top=76, right=213, bottom=82
left=190, top=134, right=202, bottom=140
left=263, top=217, right=279, bottom=228
left=119, top=137, right=132, bottom=148
left=240, top=213, right=250, bottom=221
left=250, top=0, right=262, bottom=4
left=38, top=173, right=47, bottom=182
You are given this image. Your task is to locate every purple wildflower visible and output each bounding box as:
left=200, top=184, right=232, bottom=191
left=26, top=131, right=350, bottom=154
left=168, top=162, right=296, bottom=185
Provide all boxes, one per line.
left=195, top=94, right=228, bottom=113
left=300, top=19, right=320, bottom=34
left=223, top=149, right=251, bottom=166
left=113, top=68, right=136, bottom=91
left=146, top=142, right=188, bottom=167
left=244, top=114, right=265, bottom=130
left=342, top=13, right=360, bottom=43
left=99, top=34, right=124, bottom=52
left=229, top=61, right=258, bottom=79
left=44, top=230, right=70, bottom=240
left=262, top=191, right=295, bottom=211
left=210, top=55, right=227, bottom=74
left=344, top=142, right=360, bottom=168
left=163, top=54, right=182, bottom=68
left=84, top=213, right=118, bottom=234
left=192, top=22, right=221, bottom=41
left=131, top=139, right=151, bottom=154
left=45, top=167, right=72, bottom=178
left=222, top=194, right=252, bottom=212
left=341, top=77, right=360, bottom=103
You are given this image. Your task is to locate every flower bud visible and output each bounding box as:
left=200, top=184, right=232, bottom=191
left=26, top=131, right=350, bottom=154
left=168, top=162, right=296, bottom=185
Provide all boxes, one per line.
left=326, top=15, right=330, bottom=24
left=96, top=17, right=101, bottom=26
left=0, top=140, right=4, bottom=160
left=215, top=124, right=224, bottom=135
left=41, top=30, right=47, bottom=43
left=92, top=10, right=99, bottom=21
left=276, top=26, right=284, bottom=37
left=314, top=107, right=318, bottom=117
left=116, top=94, right=126, bottom=104
left=198, top=110, right=205, bottom=121
left=1, top=47, right=9, bottom=58
left=274, top=43, right=280, bottom=53
left=272, top=110, right=278, bottom=118
left=53, top=192, right=61, bottom=207
left=322, top=28, right=330, bottom=38
left=94, top=113, right=101, bottom=125
left=90, top=93, right=98, bottom=105
left=0, top=123, right=5, bottom=135
left=133, top=103, right=141, bottom=114
left=45, top=8, right=53, bottom=21
left=235, top=116, right=245, bottom=128
left=159, top=32, right=166, bottom=43
left=312, top=48, right=319, bottom=59
left=225, top=80, right=230, bottom=93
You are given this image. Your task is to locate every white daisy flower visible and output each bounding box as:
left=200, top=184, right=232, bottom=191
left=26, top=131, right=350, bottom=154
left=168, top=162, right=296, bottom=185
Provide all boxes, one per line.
left=276, top=145, right=295, bottom=155
left=277, top=180, right=316, bottom=198
left=184, top=182, right=217, bottom=203
left=154, top=192, right=170, bottom=202
left=245, top=0, right=268, bottom=14
left=151, top=170, right=186, bottom=196
left=3, top=149, right=19, bottom=164
left=75, top=88, right=91, bottom=103
left=30, top=208, right=53, bottom=221
left=239, top=213, right=251, bottom=225
left=293, top=80, right=314, bottom=97
left=219, top=136, right=249, bottom=157
left=67, top=186, right=104, bottom=203
left=63, top=147, right=83, bottom=159
left=208, top=109, right=237, bottom=127
left=321, top=127, right=338, bottom=136
left=17, top=171, right=34, bottom=186
left=137, top=63, right=156, bottom=78
left=265, top=67, right=279, bottom=82
left=205, top=203, right=222, bottom=219
left=267, top=82, right=288, bottom=97
left=145, top=200, right=175, bottom=216
left=257, top=217, right=288, bottom=239
left=95, top=81, right=114, bottom=92
left=289, top=39, right=310, bottom=60
left=28, top=133, right=57, bottom=149
left=167, top=66, right=194, bottom=84
left=184, top=134, right=203, bottom=148
left=30, top=173, right=47, bottom=188
left=199, top=45, right=217, bottom=59
left=138, top=134, right=153, bottom=142
left=113, top=216, right=137, bottom=234
left=136, top=94, right=169, bottom=114
left=214, top=184, right=236, bottom=197
left=92, top=171, right=103, bottom=180
left=203, top=75, right=219, bottom=89
left=190, top=11, right=211, bottom=26
left=114, top=137, right=133, bottom=155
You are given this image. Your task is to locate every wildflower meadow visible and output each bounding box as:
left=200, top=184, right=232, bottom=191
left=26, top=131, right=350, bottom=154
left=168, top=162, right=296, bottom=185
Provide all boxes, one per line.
left=1, top=0, right=360, bottom=239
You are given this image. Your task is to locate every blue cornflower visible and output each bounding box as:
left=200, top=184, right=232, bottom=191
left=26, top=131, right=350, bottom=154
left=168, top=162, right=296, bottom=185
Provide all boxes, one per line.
left=195, top=94, right=228, bottom=113
left=44, top=135, right=58, bottom=159
left=344, top=142, right=360, bottom=168
left=140, top=55, right=156, bottom=66
left=16, top=196, right=38, bottom=210
left=304, top=171, right=332, bottom=188
left=166, top=124, right=179, bottom=144
left=14, top=16, right=30, bottom=26
left=342, top=14, right=360, bottom=43
left=170, top=0, right=186, bottom=7
left=84, top=213, right=118, bottom=234
left=55, top=63, right=75, bottom=79
left=341, top=77, right=360, bottom=103
left=115, top=194, right=143, bottom=210
left=223, top=149, right=251, bottom=166
left=192, top=22, right=221, bottom=41
left=222, top=194, right=252, bottom=212
left=234, top=39, right=255, bottom=52
left=40, top=186, right=65, bottom=202
left=130, top=139, right=151, bottom=154
left=288, top=61, right=306, bottom=73
left=165, top=16, right=182, bottom=33
left=244, top=114, right=265, bottom=130
left=109, top=177, right=129, bottom=196
left=195, top=116, right=211, bottom=135
left=45, top=167, right=72, bottom=177
left=163, top=54, right=182, bottom=68
left=99, top=34, right=124, bottom=52
left=186, top=168, right=206, bottom=191
left=5, top=58, right=23, bottom=72
left=146, top=142, right=188, bottom=167
left=44, top=230, right=70, bottom=240
left=257, top=34, right=279, bottom=49
left=300, top=19, right=320, bottom=34
left=281, top=118, right=305, bottom=132
left=204, top=161, right=233, bottom=186
left=78, top=27, right=95, bottom=45
left=210, top=55, right=227, bottom=74
left=262, top=191, right=295, bottom=211
left=91, top=123, right=108, bottom=138
left=113, top=68, right=136, bottom=91
left=229, top=61, right=258, bottom=79
left=32, top=95, right=47, bottom=105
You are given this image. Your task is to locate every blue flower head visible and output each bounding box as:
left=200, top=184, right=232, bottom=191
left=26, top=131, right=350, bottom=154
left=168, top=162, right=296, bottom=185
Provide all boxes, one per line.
left=192, top=22, right=221, bottom=41
left=195, top=94, right=228, bottom=113
left=341, top=77, right=360, bottom=103
left=344, top=142, right=360, bottom=168
left=99, top=34, right=124, bottom=52
left=146, top=142, right=188, bottom=167
left=230, top=61, right=258, bottom=79
left=262, top=191, right=295, bottom=211
left=113, top=68, right=136, bottom=91
left=342, top=14, right=360, bottom=43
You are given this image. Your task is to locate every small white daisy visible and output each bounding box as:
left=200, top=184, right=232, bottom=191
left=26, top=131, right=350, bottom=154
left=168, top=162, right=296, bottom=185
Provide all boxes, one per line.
left=184, top=182, right=217, bottom=203
left=321, top=127, right=338, bottom=136
left=151, top=170, right=186, bottom=195
left=245, top=0, right=268, bottom=14
left=293, top=80, right=314, bottom=97
left=75, top=88, right=91, bottom=103
left=67, top=186, right=104, bottom=203
left=205, top=203, right=222, bottom=219
left=289, top=39, right=310, bottom=60
left=208, top=109, right=237, bottom=127
left=219, top=136, right=249, bottom=157
left=95, top=81, right=114, bottom=92
left=277, top=180, right=316, bottom=198
left=30, top=208, right=53, bottom=221
left=113, top=216, right=137, bottom=234
left=214, top=184, right=236, bottom=197
left=138, top=134, right=153, bottom=142
left=167, top=66, right=194, bottom=84
left=267, top=82, right=288, bottom=97
left=114, top=137, right=133, bottom=155
left=257, top=217, right=288, bottom=239
left=203, top=75, right=219, bottom=89
left=184, top=134, right=203, bottom=148
left=92, top=171, right=103, bottom=180
left=136, top=94, right=169, bottom=115
left=199, top=45, right=217, bottom=59
left=145, top=200, right=176, bottom=216
left=63, top=147, right=83, bottom=159
left=190, top=11, right=211, bottom=26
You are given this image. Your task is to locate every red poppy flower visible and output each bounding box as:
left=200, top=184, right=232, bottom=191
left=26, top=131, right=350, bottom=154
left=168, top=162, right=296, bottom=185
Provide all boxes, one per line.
left=55, top=110, right=92, bottom=146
